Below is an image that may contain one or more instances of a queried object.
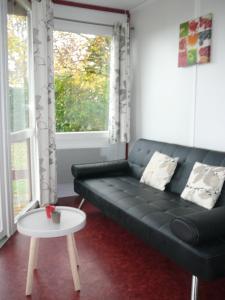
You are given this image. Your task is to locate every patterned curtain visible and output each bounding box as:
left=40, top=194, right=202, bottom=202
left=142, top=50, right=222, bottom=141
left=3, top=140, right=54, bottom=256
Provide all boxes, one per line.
left=109, top=21, right=131, bottom=143
left=32, top=0, right=57, bottom=205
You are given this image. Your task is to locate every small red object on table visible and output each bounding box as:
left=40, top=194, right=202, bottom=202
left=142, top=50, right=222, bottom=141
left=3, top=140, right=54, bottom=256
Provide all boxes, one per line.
left=45, top=205, right=55, bottom=219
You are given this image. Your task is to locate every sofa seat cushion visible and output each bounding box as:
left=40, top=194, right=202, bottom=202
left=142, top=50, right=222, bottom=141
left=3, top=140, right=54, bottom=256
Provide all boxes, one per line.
left=74, top=175, right=225, bottom=280
left=76, top=176, right=205, bottom=224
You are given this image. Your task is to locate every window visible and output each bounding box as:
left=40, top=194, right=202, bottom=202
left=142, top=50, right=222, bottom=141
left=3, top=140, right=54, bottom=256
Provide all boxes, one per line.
left=53, top=30, right=112, bottom=134
left=7, top=5, right=29, bottom=132
left=7, top=0, right=37, bottom=219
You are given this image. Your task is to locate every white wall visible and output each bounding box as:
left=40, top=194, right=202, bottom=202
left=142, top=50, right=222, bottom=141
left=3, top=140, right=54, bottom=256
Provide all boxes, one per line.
left=131, top=0, right=225, bottom=151
left=57, top=144, right=125, bottom=184
left=54, top=4, right=126, bottom=190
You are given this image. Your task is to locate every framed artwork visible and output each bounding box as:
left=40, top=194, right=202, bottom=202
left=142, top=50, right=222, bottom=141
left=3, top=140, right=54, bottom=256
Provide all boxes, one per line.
left=178, top=13, right=212, bottom=67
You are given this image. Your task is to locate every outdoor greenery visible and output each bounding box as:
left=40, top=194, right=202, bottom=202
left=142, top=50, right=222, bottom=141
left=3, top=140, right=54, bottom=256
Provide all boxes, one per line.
left=8, top=21, right=112, bottom=133
left=11, top=142, right=28, bottom=170
left=7, top=15, right=112, bottom=214
left=12, top=179, right=30, bottom=200
left=53, top=31, right=112, bottom=132
left=7, top=13, right=31, bottom=214
left=7, top=14, right=29, bottom=132
left=11, top=142, right=31, bottom=205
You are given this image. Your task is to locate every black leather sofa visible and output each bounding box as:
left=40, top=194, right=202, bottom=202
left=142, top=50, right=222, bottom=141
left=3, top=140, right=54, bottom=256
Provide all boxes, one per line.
left=71, top=139, right=225, bottom=300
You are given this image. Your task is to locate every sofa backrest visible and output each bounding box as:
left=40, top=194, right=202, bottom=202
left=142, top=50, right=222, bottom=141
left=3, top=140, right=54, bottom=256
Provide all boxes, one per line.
left=128, top=139, right=225, bottom=207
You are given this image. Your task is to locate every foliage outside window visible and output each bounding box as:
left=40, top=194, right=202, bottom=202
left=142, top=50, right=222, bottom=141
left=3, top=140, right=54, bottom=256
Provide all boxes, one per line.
left=7, top=2, right=32, bottom=217
left=8, top=14, right=29, bottom=132
left=53, top=31, right=112, bottom=133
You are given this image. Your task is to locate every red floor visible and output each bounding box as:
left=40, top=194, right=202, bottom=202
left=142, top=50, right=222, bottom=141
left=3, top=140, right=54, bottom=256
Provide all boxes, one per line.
left=1, top=200, right=225, bottom=300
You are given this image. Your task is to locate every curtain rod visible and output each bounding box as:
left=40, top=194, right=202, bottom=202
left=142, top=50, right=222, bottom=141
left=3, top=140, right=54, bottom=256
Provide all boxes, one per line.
left=54, top=17, right=135, bottom=31
left=54, top=16, right=113, bottom=28
left=52, top=0, right=130, bottom=19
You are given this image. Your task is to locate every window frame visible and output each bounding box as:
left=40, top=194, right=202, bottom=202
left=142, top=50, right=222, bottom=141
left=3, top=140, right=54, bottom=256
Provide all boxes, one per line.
left=54, top=18, right=112, bottom=149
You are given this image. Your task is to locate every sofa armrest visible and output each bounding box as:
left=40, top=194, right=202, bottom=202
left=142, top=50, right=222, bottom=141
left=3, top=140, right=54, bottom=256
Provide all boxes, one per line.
left=170, top=206, right=225, bottom=246
left=71, top=160, right=130, bottom=180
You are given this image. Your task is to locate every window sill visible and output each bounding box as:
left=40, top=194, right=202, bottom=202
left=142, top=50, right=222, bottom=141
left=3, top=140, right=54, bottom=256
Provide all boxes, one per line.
left=56, top=131, right=110, bottom=149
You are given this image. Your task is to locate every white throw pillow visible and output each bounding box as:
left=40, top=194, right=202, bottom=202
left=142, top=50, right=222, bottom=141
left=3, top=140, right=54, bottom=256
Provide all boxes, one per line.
left=140, top=151, right=179, bottom=191
left=181, top=162, right=225, bottom=209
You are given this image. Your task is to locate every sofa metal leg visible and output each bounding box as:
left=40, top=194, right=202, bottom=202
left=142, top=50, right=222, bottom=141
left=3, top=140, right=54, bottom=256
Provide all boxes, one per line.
left=78, top=198, right=85, bottom=210
left=191, top=276, right=199, bottom=300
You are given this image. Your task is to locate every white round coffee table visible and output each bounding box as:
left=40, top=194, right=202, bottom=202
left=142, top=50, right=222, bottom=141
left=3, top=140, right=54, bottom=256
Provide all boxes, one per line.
left=17, top=206, right=86, bottom=296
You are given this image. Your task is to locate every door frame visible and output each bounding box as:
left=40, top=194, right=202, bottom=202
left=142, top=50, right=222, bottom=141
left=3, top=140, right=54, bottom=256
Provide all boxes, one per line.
left=0, top=0, right=15, bottom=238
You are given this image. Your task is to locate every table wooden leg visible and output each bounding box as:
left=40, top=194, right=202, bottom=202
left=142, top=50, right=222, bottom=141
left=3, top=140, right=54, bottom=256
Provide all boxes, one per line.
left=72, top=234, right=79, bottom=266
left=26, top=237, right=38, bottom=296
left=33, top=238, right=39, bottom=270
left=67, top=234, right=80, bottom=291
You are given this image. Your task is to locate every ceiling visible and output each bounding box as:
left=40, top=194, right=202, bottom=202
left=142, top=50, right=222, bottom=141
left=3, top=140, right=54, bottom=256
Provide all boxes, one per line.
left=66, top=0, right=149, bottom=10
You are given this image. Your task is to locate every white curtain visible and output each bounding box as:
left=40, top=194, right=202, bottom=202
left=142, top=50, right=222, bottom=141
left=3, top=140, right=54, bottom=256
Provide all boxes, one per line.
left=32, top=0, right=57, bottom=205
left=109, top=21, right=131, bottom=144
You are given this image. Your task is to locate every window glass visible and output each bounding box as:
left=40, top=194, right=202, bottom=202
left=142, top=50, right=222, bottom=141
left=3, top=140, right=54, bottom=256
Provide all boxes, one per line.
left=7, top=1, right=29, bottom=132
left=7, top=0, right=33, bottom=218
left=11, top=140, right=31, bottom=217
left=53, top=31, right=112, bottom=132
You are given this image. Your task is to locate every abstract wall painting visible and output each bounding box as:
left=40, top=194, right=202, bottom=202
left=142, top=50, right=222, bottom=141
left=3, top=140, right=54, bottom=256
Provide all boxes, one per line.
left=178, top=13, right=212, bottom=67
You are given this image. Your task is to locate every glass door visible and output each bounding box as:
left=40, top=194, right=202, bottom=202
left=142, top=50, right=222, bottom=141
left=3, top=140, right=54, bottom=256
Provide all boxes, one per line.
left=7, top=0, right=38, bottom=220
left=0, top=0, right=38, bottom=241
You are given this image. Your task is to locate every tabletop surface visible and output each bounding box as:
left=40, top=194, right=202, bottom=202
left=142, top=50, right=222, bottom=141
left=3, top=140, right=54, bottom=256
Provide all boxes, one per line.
left=17, top=206, right=86, bottom=238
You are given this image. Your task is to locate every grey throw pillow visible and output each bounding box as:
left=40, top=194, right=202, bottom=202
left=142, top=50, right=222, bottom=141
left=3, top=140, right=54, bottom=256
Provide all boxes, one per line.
left=181, top=162, right=225, bottom=209
left=140, top=151, right=179, bottom=191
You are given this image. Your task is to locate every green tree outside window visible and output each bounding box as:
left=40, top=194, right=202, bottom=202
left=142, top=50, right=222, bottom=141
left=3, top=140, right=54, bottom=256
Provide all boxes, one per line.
left=53, top=31, right=112, bottom=132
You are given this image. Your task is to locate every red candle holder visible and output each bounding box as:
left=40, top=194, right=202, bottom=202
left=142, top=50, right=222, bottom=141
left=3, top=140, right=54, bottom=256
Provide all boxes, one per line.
left=45, top=205, right=55, bottom=219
